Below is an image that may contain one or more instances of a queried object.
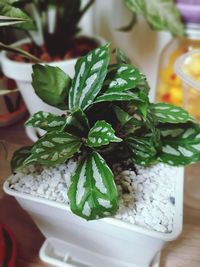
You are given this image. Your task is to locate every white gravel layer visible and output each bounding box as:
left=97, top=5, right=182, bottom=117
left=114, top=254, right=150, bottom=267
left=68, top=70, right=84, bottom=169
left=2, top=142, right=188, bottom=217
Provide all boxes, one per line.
left=8, top=160, right=178, bottom=233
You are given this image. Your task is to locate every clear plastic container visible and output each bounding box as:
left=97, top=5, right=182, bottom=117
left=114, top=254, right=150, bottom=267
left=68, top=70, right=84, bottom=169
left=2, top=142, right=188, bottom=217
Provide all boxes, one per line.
left=156, top=0, right=200, bottom=106
left=175, top=50, right=200, bottom=209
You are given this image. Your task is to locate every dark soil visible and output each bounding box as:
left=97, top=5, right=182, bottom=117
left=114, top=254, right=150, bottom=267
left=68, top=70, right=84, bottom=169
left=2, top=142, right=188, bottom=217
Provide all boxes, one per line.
left=9, top=36, right=99, bottom=63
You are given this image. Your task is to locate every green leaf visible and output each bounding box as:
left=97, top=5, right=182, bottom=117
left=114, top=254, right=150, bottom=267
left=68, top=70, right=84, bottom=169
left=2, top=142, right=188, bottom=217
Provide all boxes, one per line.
left=152, top=103, right=190, bottom=124
left=68, top=44, right=110, bottom=111
left=117, top=14, right=137, bottom=31
left=114, top=48, right=131, bottom=64
left=159, top=123, right=200, bottom=166
left=126, top=135, right=157, bottom=165
left=68, top=152, right=118, bottom=220
left=86, top=120, right=122, bottom=148
left=94, top=90, right=143, bottom=104
left=113, top=105, right=133, bottom=127
left=103, top=64, right=144, bottom=93
left=0, top=2, right=35, bottom=30
left=11, top=146, right=32, bottom=172
left=124, top=0, right=185, bottom=36
left=0, top=42, right=40, bottom=63
left=25, top=111, right=67, bottom=131
left=32, top=65, right=71, bottom=110
left=0, top=15, right=27, bottom=27
left=65, top=109, right=89, bottom=136
left=24, top=132, right=81, bottom=166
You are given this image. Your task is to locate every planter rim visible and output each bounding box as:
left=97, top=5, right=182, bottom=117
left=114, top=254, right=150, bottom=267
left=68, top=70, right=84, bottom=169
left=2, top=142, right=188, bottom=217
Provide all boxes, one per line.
left=3, top=166, right=184, bottom=241
left=0, top=35, right=106, bottom=82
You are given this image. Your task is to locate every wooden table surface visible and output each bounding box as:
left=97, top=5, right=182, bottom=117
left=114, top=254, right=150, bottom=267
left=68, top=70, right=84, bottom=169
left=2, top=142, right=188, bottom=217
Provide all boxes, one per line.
left=0, top=116, right=200, bottom=267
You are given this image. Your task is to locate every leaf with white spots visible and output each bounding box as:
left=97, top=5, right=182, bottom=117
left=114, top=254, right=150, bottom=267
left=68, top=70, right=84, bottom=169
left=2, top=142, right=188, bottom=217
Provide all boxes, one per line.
left=24, top=132, right=81, bottom=166
left=86, top=121, right=122, bottom=148
left=32, top=64, right=71, bottom=110
left=126, top=134, right=158, bottom=165
left=64, top=109, right=89, bottom=136
left=159, top=123, right=200, bottom=165
left=68, top=152, right=118, bottom=220
left=11, top=146, right=32, bottom=172
left=68, top=44, right=109, bottom=111
left=102, top=64, right=144, bottom=93
left=114, top=48, right=131, bottom=64
left=152, top=103, right=190, bottom=124
left=25, top=111, right=67, bottom=131
left=94, top=90, right=143, bottom=104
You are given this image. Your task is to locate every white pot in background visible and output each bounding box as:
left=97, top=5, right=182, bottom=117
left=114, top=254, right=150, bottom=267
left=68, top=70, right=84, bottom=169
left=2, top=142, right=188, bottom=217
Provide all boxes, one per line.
left=3, top=167, right=184, bottom=267
left=0, top=36, right=106, bottom=117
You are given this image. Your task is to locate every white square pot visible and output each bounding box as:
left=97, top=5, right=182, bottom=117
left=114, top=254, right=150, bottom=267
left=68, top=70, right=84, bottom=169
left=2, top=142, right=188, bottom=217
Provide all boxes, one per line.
left=3, top=167, right=184, bottom=267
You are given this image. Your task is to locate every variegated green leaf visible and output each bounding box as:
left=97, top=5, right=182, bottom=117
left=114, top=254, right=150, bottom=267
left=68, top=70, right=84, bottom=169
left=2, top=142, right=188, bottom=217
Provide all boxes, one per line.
left=113, top=105, right=133, bottom=127
left=114, top=48, right=131, bottom=64
left=68, top=44, right=109, bottom=111
left=65, top=109, right=89, bottom=136
left=0, top=15, right=26, bottom=27
left=103, top=64, right=143, bottom=93
left=124, top=0, right=185, bottom=36
left=24, top=132, right=81, bottom=166
left=126, top=135, right=157, bottom=165
left=11, top=146, right=32, bottom=172
left=32, top=65, right=71, bottom=110
left=94, top=90, right=142, bottom=104
left=0, top=2, right=35, bottom=30
left=25, top=111, right=66, bottom=131
left=68, top=152, right=118, bottom=220
left=159, top=123, right=200, bottom=166
left=86, top=120, right=122, bottom=148
left=152, top=103, right=189, bottom=124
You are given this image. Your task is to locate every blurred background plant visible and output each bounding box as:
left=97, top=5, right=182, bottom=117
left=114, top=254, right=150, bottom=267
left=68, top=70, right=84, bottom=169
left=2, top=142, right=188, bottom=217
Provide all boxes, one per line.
left=0, top=0, right=97, bottom=61
left=0, top=21, right=27, bottom=127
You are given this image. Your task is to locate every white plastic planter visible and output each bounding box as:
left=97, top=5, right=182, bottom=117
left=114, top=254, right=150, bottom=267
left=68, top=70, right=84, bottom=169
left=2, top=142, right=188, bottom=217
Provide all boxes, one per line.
left=0, top=36, right=105, bottom=117
left=3, top=167, right=184, bottom=267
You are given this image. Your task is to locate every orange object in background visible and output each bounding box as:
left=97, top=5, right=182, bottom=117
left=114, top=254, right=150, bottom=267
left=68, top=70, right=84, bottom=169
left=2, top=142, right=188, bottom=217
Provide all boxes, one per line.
left=156, top=0, right=200, bottom=106
left=156, top=38, right=200, bottom=106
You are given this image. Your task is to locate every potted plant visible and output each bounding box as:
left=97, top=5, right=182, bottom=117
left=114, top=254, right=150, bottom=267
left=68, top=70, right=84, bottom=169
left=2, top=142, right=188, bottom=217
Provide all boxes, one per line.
left=0, top=25, right=27, bottom=127
left=0, top=0, right=105, bottom=119
left=3, top=45, right=200, bottom=266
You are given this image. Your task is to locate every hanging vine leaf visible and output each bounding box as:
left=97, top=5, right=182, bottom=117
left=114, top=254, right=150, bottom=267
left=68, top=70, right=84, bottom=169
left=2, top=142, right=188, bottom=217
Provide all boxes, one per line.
left=11, top=146, right=32, bottom=172
left=68, top=44, right=110, bottom=111
left=68, top=152, right=118, bottom=220
left=86, top=120, right=122, bottom=148
left=152, top=103, right=190, bottom=124
left=24, top=132, right=81, bottom=166
left=159, top=123, right=200, bottom=165
left=25, top=111, right=67, bottom=131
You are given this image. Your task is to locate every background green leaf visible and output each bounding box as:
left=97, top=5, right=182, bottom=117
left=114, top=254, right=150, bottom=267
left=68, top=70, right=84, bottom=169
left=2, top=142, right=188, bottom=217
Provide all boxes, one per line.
left=32, top=65, right=71, bottom=110
left=0, top=2, right=35, bottom=30
left=124, top=0, right=185, bottom=36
